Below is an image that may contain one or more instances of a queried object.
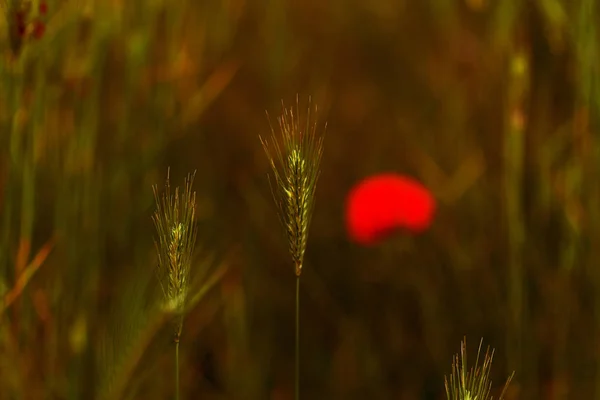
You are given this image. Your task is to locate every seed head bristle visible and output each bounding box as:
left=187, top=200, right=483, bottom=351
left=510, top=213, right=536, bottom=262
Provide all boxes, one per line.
left=445, top=338, right=514, bottom=400
left=152, top=170, right=198, bottom=315
left=260, top=96, right=325, bottom=276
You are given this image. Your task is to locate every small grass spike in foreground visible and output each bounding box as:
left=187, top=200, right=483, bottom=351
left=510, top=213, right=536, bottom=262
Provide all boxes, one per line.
left=445, top=338, right=514, bottom=400
left=152, top=170, right=198, bottom=400
left=260, top=96, right=325, bottom=400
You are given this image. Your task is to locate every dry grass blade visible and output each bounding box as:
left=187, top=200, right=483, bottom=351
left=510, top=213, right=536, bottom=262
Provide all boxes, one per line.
left=1, top=235, right=56, bottom=315
left=445, top=338, right=514, bottom=400
left=152, top=169, right=198, bottom=318
left=259, top=96, right=325, bottom=276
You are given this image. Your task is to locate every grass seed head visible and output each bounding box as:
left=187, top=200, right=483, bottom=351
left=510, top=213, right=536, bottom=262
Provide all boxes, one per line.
left=260, top=96, right=325, bottom=276
left=152, top=170, right=198, bottom=316
left=445, top=338, right=514, bottom=400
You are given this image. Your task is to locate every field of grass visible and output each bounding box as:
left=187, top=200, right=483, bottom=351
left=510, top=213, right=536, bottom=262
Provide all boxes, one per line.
left=0, top=0, right=599, bottom=398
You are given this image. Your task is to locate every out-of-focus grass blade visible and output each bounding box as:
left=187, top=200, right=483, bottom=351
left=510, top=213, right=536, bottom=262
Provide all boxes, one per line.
left=185, top=256, right=230, bottom=314
left=178, top=59, right=240, bottom=129
left=0, top=235, right=56, bottom=315
left=98, top=266, right=167, bottom=400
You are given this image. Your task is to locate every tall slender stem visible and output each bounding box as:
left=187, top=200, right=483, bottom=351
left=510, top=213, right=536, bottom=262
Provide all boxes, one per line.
left=175, top=319, right=182, bottom=400
left=175, top=338, right=180, bottom=400
left=504, top=46, right=529, bottom=384
left=295, top=273, right=300, bottom=400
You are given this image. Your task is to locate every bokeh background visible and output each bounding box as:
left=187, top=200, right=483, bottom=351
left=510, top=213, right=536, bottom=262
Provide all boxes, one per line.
left=1, top=0, right=599, bottom=398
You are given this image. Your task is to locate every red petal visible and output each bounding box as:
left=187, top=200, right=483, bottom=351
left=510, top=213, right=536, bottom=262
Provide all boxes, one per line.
left=345, top=173, right=435, bottom=245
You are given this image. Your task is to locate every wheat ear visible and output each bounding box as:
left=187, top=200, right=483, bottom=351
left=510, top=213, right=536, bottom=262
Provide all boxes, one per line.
left=152, top=169, right=198, bottom=400
left=260, top=96, right=325, bottom=400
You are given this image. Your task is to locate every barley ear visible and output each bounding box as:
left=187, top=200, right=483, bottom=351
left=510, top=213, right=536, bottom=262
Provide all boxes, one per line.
left=445, top=338, right=515, bottom=400
left=259, top=96, right=325, bottom=277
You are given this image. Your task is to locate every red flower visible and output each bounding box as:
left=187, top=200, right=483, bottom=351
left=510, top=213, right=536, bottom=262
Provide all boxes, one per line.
left=345, top=173, right=435, bottom=245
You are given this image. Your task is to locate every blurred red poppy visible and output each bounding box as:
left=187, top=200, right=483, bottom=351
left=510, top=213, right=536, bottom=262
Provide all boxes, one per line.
left=345, top=173, right=435, bottom=245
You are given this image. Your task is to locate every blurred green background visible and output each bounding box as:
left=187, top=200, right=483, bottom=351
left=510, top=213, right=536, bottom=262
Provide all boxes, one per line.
left=1, top=0, right=599, bottom=398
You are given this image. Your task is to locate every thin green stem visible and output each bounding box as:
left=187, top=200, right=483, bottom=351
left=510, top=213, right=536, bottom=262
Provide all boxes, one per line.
left=175, top=337, right=180, bottom=400
left=295, top=272, right=300, bottom=400
left=175, top=320, right=182, bottom=400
